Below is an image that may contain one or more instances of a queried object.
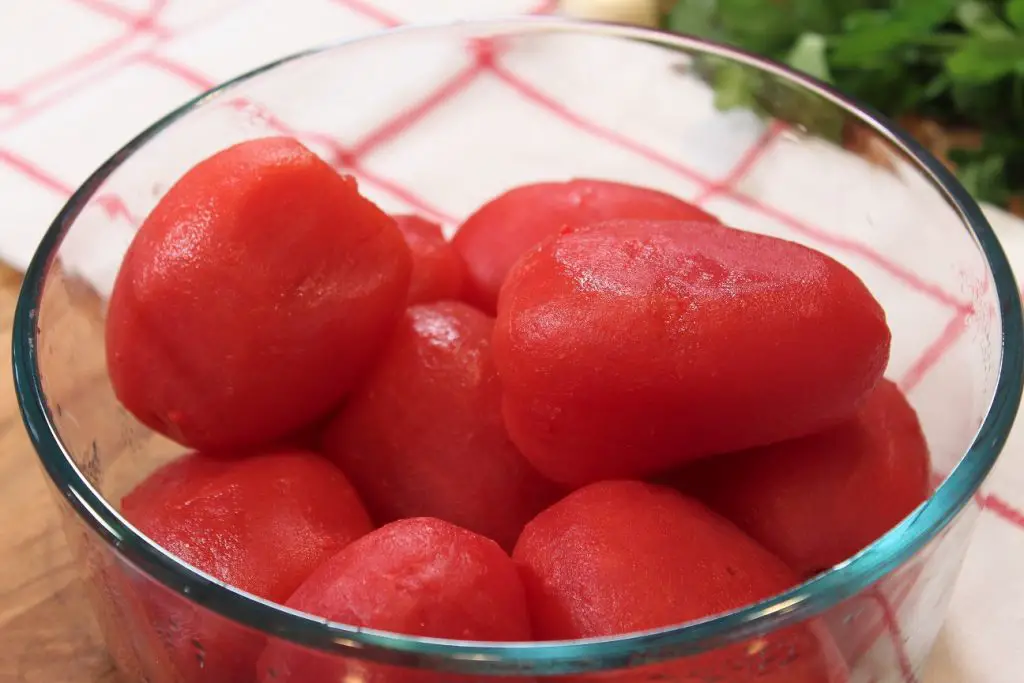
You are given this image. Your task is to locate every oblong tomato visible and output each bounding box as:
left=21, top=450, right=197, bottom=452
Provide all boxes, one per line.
left=493, top=219, right=890, bottom=486
left=322, top=301, right=562, bottom=551
left=257, top=517, right=533, bottom=683
left=106, top=136, right=412, bottom=451
left=670, top=379, right=931, bottom=576
left=393, top=214, right=466, bottom=304
left=452, top=179, right=719, bottom=313
left=121, top=450, right=373, bottom=683
left=513, top=481, right=847, bottom=682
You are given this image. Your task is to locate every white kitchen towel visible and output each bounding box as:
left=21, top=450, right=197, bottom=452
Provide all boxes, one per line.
left=1, top=2, right=1022, bottom=682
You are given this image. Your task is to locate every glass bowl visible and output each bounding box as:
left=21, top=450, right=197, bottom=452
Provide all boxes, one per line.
left=12, top=16, right=1022, bottom=683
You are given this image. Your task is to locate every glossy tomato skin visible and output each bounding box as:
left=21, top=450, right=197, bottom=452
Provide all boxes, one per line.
left=452, top=179, right=720, bottom=313
left=120, top=450, right=374, bottom=683
left=256, top=517, right=534, bottom=683
left=513, top=481, right=848, bottom=683
left=322, top=301, right=562, bottom=551
left=493, top=219, right=891, bottom=487
left=106, top=136, right=412, bottom=451
left=393, top=215, right=466, bottom=304
left=671, top=379, right=931, bottom=576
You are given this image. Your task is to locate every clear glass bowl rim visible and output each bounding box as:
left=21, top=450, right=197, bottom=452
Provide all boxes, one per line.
left=11, top=16, right=1024, bottom=677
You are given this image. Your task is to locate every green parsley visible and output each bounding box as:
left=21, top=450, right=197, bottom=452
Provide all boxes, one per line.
left=663, top=0, right=1024, bottom=209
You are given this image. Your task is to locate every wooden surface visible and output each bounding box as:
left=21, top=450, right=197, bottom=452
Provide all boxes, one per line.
left=0, top=264, right=119, bottom=683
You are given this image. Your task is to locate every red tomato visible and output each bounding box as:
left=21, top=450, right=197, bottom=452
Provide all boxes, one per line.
left=393, top=214, right=466, bottom=304
left=452, top=179, right=719, bottom=313
left=91, top=560, right=182, bottom=683
left=493, top=219, right=890, bottom=486
left=120, top=450, right=374, bottom=683
left=106, top=136, right=411, bottom=451
left=670, top=379, right=931, bottom=576
left=256, top=517, right=533, bottom=683
left=322, top=301, right=562, bottom=550
left=513, top=481, right=848, bottom=683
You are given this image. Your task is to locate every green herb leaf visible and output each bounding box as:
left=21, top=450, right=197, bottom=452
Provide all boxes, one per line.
left=951, top=148, right=1012, bottom=204
left=947, top=38, right=1024, bottom=84
left=785, top=32, right=833, bottom=83
left=667, top=0, right=720, bottom=40
left=840, top=8, right=889, bottom=32
left=712, top=0, right=800, bottom=55
left=699, top=52, right=845, bottom=143
left=712, top=61, right=760, bottom=111
left=1008, top=0, right=1024, bottom=30
left=760, top=79, right=846, bottom=142
left=834, top=63, right=935, bottom=115
left=830, top=21, right=925, bottom=66
left=830, top=0, right=958, bottom=67
left=711, top=0, right=847, bottom=57
left=894, top=0, right=958, bottom=28
left=956, top=0, right=1015, bottom=40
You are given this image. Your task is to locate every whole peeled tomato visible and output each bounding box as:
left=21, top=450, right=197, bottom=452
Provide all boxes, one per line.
left=452, top=179, right=719, bottom=313
left=257, top=517, right=533, bottom=683
left=513, top=481, right=848, bottom=683
left=106, top=136, right=412, bottom=451
left=671, top=379, right=931, bottom=576
left=89, top=559, right=182, bottom=683
left=393, top=214, right=466, bottom=304
left=120, top=450, right=373, bottom=683
left=493, top=219, right=890, bottom=486
left=322, top=301, right=562, bottom=551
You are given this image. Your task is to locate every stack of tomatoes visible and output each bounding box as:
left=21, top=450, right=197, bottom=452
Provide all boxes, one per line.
left=105, top=137, right=929, bottom=683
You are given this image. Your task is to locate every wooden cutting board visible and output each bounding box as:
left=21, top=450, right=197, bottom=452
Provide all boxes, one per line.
left=0, top=264, right=118, bottom=683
